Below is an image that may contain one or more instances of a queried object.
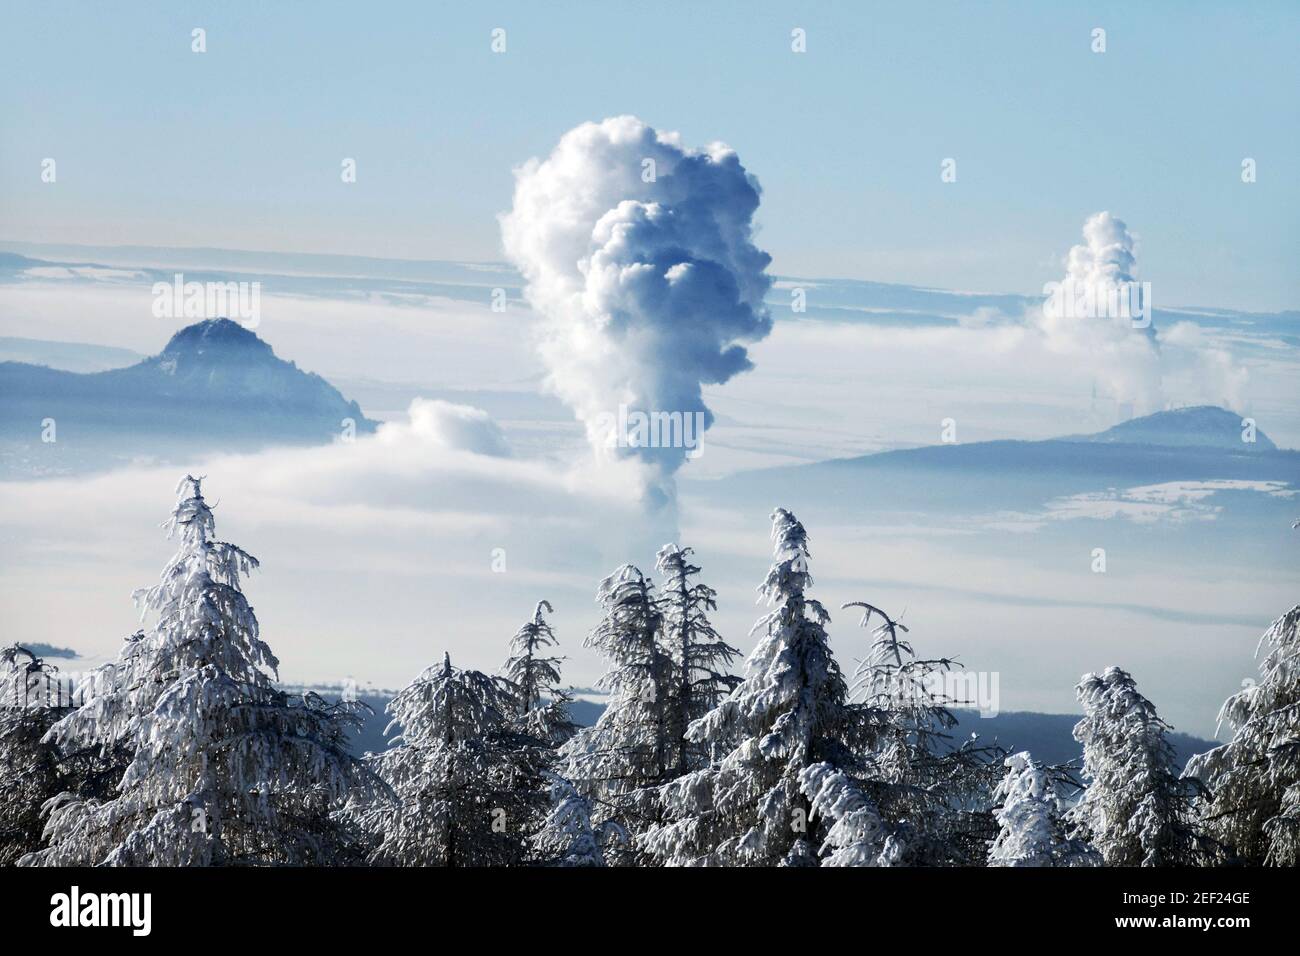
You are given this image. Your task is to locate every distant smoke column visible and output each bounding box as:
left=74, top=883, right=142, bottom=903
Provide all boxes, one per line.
left=501, top=116, right=773, bottom=503
left=1066, top=210, right=1139, bottom=288
left=1040, top=211, right=1162, bottom=416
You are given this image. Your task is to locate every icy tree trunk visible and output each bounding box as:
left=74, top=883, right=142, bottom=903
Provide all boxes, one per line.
left=676, top=571, right=691, bottom=778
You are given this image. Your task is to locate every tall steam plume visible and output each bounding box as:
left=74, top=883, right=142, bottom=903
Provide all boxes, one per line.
left=1037, top=211, right=1248, bottom=416
left=1038, top=211, right=1163, bottom=415
left=501, top=116, right=773, bottom=506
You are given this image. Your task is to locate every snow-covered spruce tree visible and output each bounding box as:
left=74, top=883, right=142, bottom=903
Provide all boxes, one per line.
left=21, top=476, right=379, bottom=866
left=504, top=600, right=575, bottom=745
left=655, top=544, right=741, bottom=776
left=987, top=751, right=1100, bottom=867
left=501, top=600, right=614, bottom=864
left=531, top=772, right=628, bottom=866
left=797, top=763, right=893, bottom=866
left=0, top=646, right=80, bottom=865
left=1068, top=666, right=1215, bottom=866
left=1186, top=602, right=1300, bottom=865
left=832, top=601, right=1003, bottom=866
left=562, top=565, right=673, bottom=833
left=643, top=509, right=871, bottom=866
left=2, top=637, right=137, bottom=865
left=354, top=652, right=548, bottom=866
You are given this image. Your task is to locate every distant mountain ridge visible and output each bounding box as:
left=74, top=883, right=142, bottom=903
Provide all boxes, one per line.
left=130, top=319, right=374, bottom=425
left=741, top=405, right=1294, bottom=484
left=1067, top=405, right=1276, bottom=452
left=328, top=692, right=1216, bottom=769
left=0, top=319, right=376, bottom=476
left=707, top=405, right=1299, bottom=522
left=1, top=318, right=375, bottom=436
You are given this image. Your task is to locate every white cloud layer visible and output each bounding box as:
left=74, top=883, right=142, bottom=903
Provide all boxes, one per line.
left=0, top=402, right=670, bottom=688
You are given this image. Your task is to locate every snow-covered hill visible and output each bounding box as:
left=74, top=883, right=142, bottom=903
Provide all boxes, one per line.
left=1067, top=405, right=1277, bottom=451
left=0, top=319, right=376, bottom=477
left=706, top=405, right=1298, bottom=519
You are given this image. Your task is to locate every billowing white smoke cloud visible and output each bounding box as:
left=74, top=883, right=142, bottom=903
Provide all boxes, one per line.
left=1064, top=210, right=1139, bottom=287
left=1037, top=211, right=1163, bottom=415
left=501, top=116, right=773, bottom=505
left=1036, top=211, right=1249, bottom=417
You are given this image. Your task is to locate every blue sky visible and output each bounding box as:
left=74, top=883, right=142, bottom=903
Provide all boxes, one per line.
left=1, top=0, right=1297, bottom=310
